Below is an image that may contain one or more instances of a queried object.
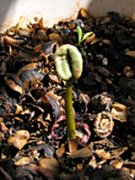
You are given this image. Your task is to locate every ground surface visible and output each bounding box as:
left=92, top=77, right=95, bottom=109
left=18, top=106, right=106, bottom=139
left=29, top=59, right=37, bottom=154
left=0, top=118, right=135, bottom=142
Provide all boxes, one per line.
left=0, top=10, right=135, bottom=179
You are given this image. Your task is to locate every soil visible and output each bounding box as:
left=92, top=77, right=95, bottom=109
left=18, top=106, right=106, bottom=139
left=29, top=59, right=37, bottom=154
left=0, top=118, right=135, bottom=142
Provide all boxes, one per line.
left=0, top=10, right=135, bottom=179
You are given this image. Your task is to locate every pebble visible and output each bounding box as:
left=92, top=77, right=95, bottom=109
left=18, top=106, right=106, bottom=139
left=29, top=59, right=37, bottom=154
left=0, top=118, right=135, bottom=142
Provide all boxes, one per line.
left=102, top=57, right=108, bottom=66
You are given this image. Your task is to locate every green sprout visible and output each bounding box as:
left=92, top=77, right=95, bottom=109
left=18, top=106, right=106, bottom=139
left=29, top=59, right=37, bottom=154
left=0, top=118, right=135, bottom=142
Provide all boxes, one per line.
left=55, top=44, right=83, bottom=139
left=77, top=26, right=93, bottom=44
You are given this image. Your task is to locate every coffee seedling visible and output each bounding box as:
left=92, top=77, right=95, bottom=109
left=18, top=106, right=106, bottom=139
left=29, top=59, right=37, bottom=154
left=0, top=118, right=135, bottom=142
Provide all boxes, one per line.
left=77, top=26, right=93, bottom=44
left=55, top=44, right=83, bottom=139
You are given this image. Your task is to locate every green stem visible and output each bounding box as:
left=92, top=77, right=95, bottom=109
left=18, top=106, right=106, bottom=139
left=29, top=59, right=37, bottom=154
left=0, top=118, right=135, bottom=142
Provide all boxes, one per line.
left=65, top=80, right=76, bottom=139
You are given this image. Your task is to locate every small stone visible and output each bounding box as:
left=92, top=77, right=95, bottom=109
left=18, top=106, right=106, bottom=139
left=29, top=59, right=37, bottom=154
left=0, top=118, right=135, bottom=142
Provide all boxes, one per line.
left=102, top=57, right=108, bottom=66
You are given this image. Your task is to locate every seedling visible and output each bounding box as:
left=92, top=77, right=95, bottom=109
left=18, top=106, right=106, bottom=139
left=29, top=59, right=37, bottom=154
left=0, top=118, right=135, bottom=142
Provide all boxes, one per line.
left=55, top=44, right=83, bottom=139
left=77, top=26, right=93, bottom=44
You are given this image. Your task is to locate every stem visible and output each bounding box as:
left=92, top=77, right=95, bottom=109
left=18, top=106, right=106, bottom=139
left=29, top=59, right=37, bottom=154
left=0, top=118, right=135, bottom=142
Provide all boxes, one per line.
left=65, top=80, right=76, bottom=139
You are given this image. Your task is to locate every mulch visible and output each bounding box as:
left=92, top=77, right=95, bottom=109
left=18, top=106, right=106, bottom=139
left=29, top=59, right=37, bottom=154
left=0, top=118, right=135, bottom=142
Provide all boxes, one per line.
left=0, top=9, right=135, bottom=179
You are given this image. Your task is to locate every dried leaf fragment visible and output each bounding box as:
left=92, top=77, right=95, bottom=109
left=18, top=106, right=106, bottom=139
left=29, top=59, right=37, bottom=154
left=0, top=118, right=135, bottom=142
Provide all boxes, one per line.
left=79, top=8, right=90, bottom=19
left=42, top=40, right=57, bottom=55
left=70, top=144, right=92, bottom=159
left=123, top=66, right=134, bottom=78
left=15, top=104, right=23, bottom=114
left=17, top=63, right=40, bottom=77
left=125, top=50, right=135, bottom=58
left=0, top=117, right=8, bottom=133
left=17, top=62, right=44, bottom=82
left=56, top=144, right=65, bottom=158
left=36, top=29, right=48, bottom=41
left=49, top=33, right=61, bottom=42
left=95, top=147, right=128, bottom=161
left=39, top=157, right=60, bottom=176
left=4, top=35, right=24, bottom=47
left=111, top=102, right=127, bottom=122
left=4, top=76, right=23, bottom=95
left=93, top=138, right=128, bottom=164
left=8, top=130, right=30, bottom=150
left=15, top=156, right=31, bottom=166
left=110, top=159, right=123, bottom=169
left=95, top=149, right=111, bottom=160
left=45, top=91, right=61, bottom=119
left=68, top=139, right=78, bottom=154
